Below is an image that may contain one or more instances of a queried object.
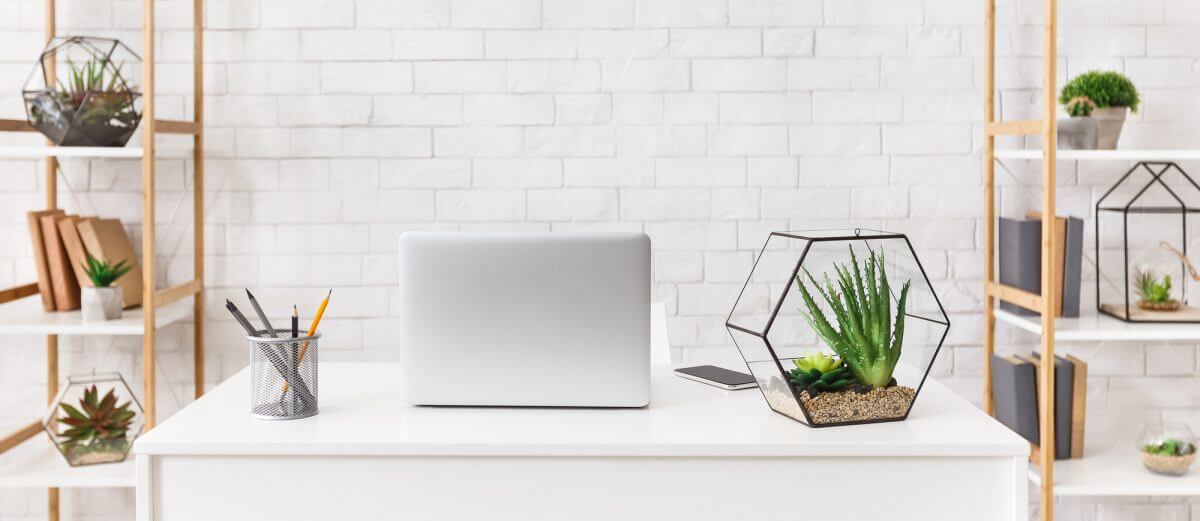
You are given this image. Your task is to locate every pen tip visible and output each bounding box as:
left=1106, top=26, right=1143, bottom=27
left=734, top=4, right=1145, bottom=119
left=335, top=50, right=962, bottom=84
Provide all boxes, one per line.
left=327, top=289, right=332, bottom=298
left=245, top=288, right=253, bottom=298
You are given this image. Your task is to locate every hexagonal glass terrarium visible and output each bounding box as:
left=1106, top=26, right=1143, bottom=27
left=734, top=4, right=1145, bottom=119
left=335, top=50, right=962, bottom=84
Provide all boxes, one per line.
left=726, top=229, right=949, bottom=427
left=23, top=36, right=142, bottom=147
left=42, top=373, right=143, bottom=467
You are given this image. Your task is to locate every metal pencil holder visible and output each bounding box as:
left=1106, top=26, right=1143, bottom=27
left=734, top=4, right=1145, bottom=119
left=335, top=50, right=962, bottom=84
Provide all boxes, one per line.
left=248, top=329, right=319, bottom=420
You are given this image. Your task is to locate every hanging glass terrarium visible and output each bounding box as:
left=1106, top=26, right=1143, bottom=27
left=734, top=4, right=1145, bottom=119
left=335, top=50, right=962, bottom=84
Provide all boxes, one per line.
left=23, top=36, right=142, bottom=147
left=42, top=373, right=143, bottom=467
left=726, top=229, right=949, bottom=427
left=1096, top=161, right=1200, bottom=323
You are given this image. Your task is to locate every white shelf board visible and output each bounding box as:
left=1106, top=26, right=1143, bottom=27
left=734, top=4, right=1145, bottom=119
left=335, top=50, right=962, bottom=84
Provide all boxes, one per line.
left=0, top=432, right=133, bottom=488
left=994, top=308, right=1200, bottom=342
left=0, top=146, right=144, bottom=159
left=0, top=298, right=193, bottom=336
left=1031, top=441, right=1200, bottom=496
left=995, top=149, right=1200, bottom=161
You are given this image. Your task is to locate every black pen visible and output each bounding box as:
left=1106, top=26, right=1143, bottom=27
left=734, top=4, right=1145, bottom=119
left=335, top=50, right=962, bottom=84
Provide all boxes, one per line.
left=226, top=299, right=259, bottom=336
left=292, top=305, right=299, bottom=338
left=245, top=289, right=276, bottom=338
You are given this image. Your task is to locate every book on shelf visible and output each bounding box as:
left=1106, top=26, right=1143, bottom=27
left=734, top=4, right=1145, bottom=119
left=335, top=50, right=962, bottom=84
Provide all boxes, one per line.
left=997, top=214, right=1083, bottom=318
left=57, top=215, right=95, bottom=288
left=991, top=352, right=1088, bottom=459
left=76, top=218, right=142, bottom=308
left=41, top=213, right=81, bottom=311
left=26, top=209, right=65, bottom=311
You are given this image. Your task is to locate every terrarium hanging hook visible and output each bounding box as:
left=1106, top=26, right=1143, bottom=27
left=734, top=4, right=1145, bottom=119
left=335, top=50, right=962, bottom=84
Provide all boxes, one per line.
left=1159, top=241, right=1200, bottom=281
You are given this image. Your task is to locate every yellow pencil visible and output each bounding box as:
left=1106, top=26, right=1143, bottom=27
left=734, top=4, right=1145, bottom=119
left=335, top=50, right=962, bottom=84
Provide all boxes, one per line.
left=283, top=290, right=331, bottom=393
left=298, top=289, right=330, bottom=362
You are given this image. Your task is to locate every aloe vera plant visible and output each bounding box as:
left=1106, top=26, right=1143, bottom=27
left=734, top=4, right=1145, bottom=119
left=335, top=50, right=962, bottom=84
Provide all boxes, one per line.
left=794, top=247, right=911, bottom=388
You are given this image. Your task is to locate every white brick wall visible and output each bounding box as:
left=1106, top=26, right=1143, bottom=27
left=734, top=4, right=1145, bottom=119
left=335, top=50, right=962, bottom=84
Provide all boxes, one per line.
left=2, top=0, right=1200, bottom=519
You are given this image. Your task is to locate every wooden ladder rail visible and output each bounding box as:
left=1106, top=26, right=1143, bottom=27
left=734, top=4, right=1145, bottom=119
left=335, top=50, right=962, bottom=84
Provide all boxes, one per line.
left=982, top=0, right=1059, bottom=519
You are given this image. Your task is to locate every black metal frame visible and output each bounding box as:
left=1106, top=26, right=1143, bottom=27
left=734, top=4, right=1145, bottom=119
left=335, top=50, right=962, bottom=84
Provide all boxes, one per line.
left=725, top=229, right=951, bottom=428
left=1095, top=162, right=1200, bottom=323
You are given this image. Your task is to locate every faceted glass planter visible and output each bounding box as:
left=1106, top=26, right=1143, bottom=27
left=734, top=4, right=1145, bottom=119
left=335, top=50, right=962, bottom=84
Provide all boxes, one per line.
left=726, top=229, right=949, bottom=427
left=22, top=36, right=142, bottom=147
left=42, top=373, right=143, bottom=467
left=1096, top=162, right=1200, bottom=323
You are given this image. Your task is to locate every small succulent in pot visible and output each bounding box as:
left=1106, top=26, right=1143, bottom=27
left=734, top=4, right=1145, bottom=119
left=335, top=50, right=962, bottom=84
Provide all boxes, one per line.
left=1058, top=70, right=1139, bottom=149
left=1135, top=269, right=1178, bottom=312
left=22, top=36, right=142, bottom=147
left=80, top=255, right=132, bottom=321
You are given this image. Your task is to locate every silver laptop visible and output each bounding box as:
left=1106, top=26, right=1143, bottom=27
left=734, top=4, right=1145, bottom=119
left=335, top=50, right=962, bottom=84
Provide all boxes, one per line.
left=399, top=232, right=651, bottom=407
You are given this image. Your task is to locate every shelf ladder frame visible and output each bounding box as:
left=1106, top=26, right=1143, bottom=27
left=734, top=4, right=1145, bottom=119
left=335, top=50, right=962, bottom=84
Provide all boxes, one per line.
left=982, top=0, right=1059, bottom=518
left=0, top=0, right=204, bottom=518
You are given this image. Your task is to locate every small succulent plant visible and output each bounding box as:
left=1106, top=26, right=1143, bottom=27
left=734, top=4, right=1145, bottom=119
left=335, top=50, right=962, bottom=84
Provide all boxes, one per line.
left=789, top=353, right=855, bottom=397
left=58, top=384, right=135, bottom=450
left=1143, top=439, right=1195, bottom=457
left=81, top=255, right=132, bottom=288
left=1135, top=270, right=1173, bottom=304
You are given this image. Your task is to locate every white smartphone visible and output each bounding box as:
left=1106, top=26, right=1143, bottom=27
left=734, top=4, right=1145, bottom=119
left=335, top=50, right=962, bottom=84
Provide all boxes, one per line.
left=674, top=365, right=758, bottom=390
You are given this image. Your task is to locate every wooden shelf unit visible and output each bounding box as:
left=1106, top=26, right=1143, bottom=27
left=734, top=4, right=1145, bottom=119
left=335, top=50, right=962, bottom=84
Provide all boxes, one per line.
left=0, top=0, right=205, bottom=515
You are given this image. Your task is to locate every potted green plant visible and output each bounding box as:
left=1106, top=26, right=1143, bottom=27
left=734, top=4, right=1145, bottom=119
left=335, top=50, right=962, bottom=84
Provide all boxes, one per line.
left=1135, top=269, right=1177, bottom=312
left=80, top=255, right=132, bottom=321
left=1058, top=70, right=1140, bottom=150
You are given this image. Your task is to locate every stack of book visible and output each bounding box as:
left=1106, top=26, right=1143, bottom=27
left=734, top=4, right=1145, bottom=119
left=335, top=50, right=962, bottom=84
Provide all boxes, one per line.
left=26, top=211, right=142, bottom=312
left=991, top=353, right=1088, bottom=459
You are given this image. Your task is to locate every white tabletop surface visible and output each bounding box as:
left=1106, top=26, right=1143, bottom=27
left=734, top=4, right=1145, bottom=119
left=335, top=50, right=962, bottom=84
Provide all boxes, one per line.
left=135, top=363, right=1027, bottom=458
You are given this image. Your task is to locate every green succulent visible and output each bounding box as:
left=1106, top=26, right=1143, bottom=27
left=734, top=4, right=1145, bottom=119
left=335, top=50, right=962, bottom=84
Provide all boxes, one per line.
left=1059, top=70, right=1140, bottom=117
left=48, top=55, right=138, bottom=126
left=789, top=362, right=855, bottom=396
left=794, top=246, right=910, bottom=389
left=793, top=352, right=841, bottom=373
left=81, top=255, right=132, bottom=288
left=1143, top=439, right=1195, bottom=457
left=58, top=385, right=135, bottom=449
left=1136, top=270, right=1172, bottom=304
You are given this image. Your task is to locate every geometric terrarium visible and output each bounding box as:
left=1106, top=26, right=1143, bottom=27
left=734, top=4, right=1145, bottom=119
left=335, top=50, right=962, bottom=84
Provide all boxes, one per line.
left=42, top=373, right=143, bottom=467
left=23, top=36, right=142, bottom=147
left=726, top=229, right=949, bottom=427
left=1096, top=162, right=1200, bottom=323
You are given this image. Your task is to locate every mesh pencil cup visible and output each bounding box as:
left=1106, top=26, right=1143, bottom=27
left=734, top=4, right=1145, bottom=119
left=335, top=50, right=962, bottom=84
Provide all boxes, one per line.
left=248, top=329, right=319, bottom=420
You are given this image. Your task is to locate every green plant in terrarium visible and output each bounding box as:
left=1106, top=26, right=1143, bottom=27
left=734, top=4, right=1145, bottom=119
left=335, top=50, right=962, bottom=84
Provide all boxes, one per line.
left=794, top=246, right=911, bottom=389
left=1143, top=438, right=1195, bottom=457
left=54, top=56, right=136, bottom=124
left=1135, top=269, right=1179, bottom=312
left=788, top=353, right=855, bottom=396
left=56, top=384, right=136, bottom=466
left=1058, top=70, right=1140, bottom=117
left=81, top=255, right=132, bottom=287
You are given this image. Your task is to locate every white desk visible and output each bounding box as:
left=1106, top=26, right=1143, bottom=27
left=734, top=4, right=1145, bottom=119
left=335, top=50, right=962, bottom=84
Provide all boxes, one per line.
left=135, top=363, right=1028, bottom=521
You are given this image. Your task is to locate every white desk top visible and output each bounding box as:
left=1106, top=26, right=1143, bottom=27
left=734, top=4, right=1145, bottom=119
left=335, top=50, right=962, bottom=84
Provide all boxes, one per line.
left=135, top=363, right=1027, bottom=458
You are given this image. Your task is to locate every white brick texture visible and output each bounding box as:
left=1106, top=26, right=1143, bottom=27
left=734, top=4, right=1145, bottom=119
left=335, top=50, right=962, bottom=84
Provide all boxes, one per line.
left=1, top=2, right=1199, bottom=520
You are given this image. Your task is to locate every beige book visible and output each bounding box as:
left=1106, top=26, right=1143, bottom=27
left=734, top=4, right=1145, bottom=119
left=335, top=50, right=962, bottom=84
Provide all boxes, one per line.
left=27, top=209, right=65, bottom=311
left=57, top=216, right=95, bottom=288
left=76, top=218, right=143, bottom=308
left=41, top=214, right=81, bottom=310
left=1066, top=355, right=1088, bottom=459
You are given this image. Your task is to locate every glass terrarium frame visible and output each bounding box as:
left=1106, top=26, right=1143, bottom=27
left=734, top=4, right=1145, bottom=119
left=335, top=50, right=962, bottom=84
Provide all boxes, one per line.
left=1095, top=161, right=1200, bottom=323
left=22, top=36, right=143, bottom=147
left=725, top=229, right=950, bottom=428
left=42, top=372, right=144, bottom=467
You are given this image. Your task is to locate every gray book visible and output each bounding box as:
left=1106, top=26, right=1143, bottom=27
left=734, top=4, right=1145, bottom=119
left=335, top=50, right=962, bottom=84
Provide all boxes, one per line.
left=990, top=354, right=1039, bottom=446
left=1031, top=352, right=1075, bottom=460
left=998, top=218, right=1041, bottom=316
left=997, top=216, right=1084, bottom=317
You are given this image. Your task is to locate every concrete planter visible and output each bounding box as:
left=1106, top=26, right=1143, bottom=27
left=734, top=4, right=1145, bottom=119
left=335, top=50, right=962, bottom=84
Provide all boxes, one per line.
left=1093, top=106, right=1128, bottom=149
left=81, top=286, right=123, bottom=321
left=1058, top=117, right=1098, bottom=150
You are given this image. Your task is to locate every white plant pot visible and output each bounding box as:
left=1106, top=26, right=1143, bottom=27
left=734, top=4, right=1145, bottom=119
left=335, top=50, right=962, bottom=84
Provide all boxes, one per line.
left=81, top=286, right=123, bottom=321
left=1093, top=106, right=1128, bottom=150
left=1058, top=116, right=1098, bottom=150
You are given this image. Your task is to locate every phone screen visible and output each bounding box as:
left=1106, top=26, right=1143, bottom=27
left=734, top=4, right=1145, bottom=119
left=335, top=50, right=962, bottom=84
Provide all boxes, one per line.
left=675, top=365, right=756, bottom=386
